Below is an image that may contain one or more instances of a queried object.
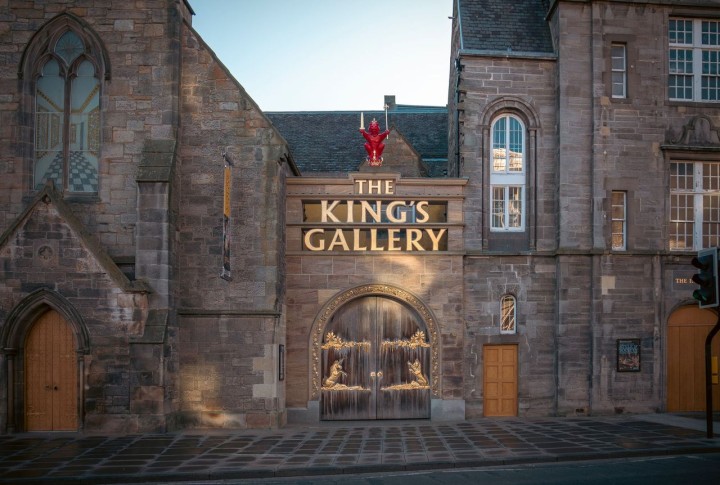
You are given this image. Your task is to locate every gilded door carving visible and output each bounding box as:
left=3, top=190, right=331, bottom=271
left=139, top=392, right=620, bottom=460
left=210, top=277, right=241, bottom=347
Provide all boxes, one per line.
left=320, top=296, right=430, bottom=420
left=25, top=310, right=78, bottom=431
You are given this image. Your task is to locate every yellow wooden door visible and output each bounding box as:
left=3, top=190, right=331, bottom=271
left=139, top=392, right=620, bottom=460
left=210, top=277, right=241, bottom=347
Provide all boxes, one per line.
left=25, top=310, right=78, bottom=431
left=667, top=306, right=720, bottom=412
left=483, top=344, right=518, bottom=416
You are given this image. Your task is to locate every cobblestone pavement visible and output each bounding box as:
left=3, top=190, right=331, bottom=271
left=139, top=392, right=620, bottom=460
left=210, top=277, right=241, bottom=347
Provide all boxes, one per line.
left=1, top=415, right=719, bottom=484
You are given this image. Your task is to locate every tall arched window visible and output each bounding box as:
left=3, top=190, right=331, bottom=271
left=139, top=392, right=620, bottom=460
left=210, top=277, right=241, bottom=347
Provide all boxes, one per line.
left=34, top=30, right=100, bottom=193
left=500, top=295, right=517, bottom=334
left=490, top=115, right=525, bottom=231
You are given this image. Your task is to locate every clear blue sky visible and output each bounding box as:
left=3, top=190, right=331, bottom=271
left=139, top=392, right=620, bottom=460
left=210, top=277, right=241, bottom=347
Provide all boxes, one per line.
left=190, top=0, right=453, bottom=112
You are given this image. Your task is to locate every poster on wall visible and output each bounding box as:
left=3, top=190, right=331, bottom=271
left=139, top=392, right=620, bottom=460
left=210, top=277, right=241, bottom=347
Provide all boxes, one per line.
left=220, top=150, right=233, bottom=281
left=617, top=338, right=641, bottom=372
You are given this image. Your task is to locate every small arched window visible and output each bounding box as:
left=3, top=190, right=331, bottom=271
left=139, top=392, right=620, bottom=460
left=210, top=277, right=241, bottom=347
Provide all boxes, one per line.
left=490, top=115, right=525, bottom=231
left=34, top=30, right=100, bottom=193
left=500, top=295, right=517, bottom=334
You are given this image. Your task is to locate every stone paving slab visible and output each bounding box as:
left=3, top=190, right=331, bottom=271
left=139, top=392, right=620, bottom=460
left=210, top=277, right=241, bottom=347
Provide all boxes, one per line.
left=0, top=415, right=718, bottom=484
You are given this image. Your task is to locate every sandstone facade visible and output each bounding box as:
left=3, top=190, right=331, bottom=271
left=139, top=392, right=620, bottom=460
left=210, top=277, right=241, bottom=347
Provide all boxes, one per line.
left=0, top=0, right=294, bottom=432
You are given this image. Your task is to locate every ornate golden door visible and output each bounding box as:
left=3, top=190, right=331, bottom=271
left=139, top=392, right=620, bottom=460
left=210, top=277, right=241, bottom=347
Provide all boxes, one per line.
left=320, top=296, right=431, bottom=420
left=25, top=310, right=78, bottom=431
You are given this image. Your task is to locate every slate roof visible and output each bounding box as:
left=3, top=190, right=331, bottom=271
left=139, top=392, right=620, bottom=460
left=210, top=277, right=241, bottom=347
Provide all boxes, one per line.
left=267, top=106, right=448, bottom=177
left=459, top=0, right=554, bottom=54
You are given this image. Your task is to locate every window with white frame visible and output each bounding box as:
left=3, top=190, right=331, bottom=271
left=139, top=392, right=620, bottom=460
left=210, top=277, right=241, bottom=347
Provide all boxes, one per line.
left=611, top=43, right=627, bottom=98
left=670, top=161, right=720, bottom=250
left=490, top=115, right=525, bottom=231
left=669, top=18, right=720, bottom=102
left=500, top=295, right=516, bottom=334
left=611, top=191, right=627, bottom=250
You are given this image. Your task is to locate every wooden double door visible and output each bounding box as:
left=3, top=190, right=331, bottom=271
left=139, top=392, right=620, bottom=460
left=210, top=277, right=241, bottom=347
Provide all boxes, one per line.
left=320, top=296, right=431, bottom=420
left=25, top=310, right=78, bottom=431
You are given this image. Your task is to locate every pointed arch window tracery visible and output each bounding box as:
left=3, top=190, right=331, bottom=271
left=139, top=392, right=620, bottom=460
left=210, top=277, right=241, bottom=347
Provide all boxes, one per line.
left=32, top=27, right=101, bottom=193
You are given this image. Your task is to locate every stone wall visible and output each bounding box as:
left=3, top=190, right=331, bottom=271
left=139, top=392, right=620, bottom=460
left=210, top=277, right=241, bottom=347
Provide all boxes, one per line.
left=464, top=256, right=557, bottom=417
left=0, top=0, right=191, bottom=261
left=171, top=20, right=292, bottom=428
left=285, top=253, right=466, bottom=408
left=285, top=176, right=467, bottom=418
left=455, top=55, right=557, bottom=253
left=452, top=0, right=720, bottom=416
left=0, top=194, right=151, bottom=431
left=0, top=1, right=292, bottom=432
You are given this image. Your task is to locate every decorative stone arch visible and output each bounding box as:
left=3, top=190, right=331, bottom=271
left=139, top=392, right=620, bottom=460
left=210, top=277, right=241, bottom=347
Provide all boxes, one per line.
left=667, top=115, right=720, bottom=147
left=309, top=284, right=441, bottom=400
left=19, top=13, right=111, bottom=81
left=479, top=96, right=541, bottom=251
left=480, top=96, right=541, bottom=131
left=17, top=13, right=110, bottom=194
left=1, top=289, right=90, bottom=353
left=1, top=289, right=90, bottom=432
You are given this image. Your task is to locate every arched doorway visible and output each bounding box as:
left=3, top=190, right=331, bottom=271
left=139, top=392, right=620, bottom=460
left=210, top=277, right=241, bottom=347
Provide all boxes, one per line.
left=667, top=305, right=720, bottom=412
left=310, top=284, right=440, bottom=420
left=320, top=295, right=431, bottom=420
left=25, top=309, right=78, bottom=430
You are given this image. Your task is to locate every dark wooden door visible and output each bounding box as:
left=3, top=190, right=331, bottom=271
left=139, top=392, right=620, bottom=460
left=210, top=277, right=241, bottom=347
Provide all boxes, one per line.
left=25, top=310, right=78, bottom=431
left=320, top=296, right=431, bottom=420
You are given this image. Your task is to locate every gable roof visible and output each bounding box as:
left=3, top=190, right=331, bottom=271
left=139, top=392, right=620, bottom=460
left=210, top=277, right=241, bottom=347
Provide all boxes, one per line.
left=266, top=105, right=448, bottom=177
left=459, top=0, right=554, bottom=55
left=0, top=182, right=151, bottom=294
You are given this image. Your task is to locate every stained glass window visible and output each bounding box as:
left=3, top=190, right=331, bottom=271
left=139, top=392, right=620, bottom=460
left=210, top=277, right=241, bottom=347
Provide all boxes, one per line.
left=34, top=30, right=99, bottom=193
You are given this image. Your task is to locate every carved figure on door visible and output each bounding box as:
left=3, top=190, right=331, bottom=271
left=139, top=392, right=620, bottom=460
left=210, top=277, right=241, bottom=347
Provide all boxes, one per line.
left=408, top=359, right=428, bottom=387
left=323, top=359, right=347, bottom=388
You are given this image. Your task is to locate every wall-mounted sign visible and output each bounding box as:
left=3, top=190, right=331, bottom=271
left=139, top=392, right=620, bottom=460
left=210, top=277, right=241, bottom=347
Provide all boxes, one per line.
left=617, top=338, right=641, bottom=372
left=287, top=173, right=465, bottom=254
left=302, top=200, right=448, bottom=252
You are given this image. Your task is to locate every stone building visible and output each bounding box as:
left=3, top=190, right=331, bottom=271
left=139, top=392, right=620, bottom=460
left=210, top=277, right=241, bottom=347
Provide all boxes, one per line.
left=0, top=0, right=296, bottom=432
left=449, top=0, right=720, bottom=417
left=2, top=0, right=720, bottom=434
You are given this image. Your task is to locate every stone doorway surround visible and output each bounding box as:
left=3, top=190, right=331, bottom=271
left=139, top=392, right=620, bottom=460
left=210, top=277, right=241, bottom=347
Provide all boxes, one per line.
left=287, top=284, right=464, bottom=423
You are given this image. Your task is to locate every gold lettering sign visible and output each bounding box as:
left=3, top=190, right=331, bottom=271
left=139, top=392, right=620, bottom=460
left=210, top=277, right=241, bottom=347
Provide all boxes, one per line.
left=301, top=180, right=449, bottom=252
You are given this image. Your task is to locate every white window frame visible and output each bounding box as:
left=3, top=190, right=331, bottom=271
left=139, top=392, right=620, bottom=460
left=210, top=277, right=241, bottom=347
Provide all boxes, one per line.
left=490, top=115, right=526, bottom=232
left=500, top=295, right=517, bottom=334
left=611, top=191, right=627, bottom=250
left=611, top=43, right=627, bottom=98
left=669, top=18, right=720, bottom=102
left=670, top=161, right=720, bottom=250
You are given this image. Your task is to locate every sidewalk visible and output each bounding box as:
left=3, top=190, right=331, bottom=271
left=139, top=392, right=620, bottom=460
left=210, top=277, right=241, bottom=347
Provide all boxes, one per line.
left=1, top=414, right=719, bottom=484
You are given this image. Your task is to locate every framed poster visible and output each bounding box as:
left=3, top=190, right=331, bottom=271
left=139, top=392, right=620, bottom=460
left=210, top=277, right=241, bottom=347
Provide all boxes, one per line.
left=617, top=338, right=641, bottom=372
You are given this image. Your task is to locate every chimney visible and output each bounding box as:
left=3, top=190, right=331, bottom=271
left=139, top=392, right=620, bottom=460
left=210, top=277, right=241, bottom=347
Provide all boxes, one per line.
left=384, top=95, right=396, bottom=111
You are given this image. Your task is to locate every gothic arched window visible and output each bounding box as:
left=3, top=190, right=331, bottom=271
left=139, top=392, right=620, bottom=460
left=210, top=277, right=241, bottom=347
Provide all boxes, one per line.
left=34, top=30, right=100, bottom=193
